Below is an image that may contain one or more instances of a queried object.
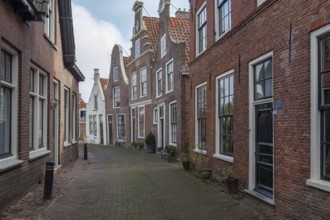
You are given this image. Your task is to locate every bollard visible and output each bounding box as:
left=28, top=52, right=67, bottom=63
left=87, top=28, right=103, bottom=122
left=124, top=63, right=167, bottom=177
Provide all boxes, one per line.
left=43, top=161, right=55, bottom=200
left=84, top=143, right=88, bottom=160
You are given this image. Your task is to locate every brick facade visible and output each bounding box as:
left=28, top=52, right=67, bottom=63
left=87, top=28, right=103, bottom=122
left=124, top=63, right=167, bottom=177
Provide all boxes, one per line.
left=0, top=0, right=83, bottom=211
left=189, top=0, right=330, bottom=219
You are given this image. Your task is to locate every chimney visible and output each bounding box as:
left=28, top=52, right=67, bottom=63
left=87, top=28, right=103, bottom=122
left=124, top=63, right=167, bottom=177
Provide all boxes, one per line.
left=94, top=68, right=100, bottom=83
left=175, top=8, right=190, bottom=19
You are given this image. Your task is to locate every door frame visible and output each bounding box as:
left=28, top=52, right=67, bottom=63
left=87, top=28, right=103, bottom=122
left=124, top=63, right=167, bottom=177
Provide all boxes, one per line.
left=248, top=51, right=274, bottom=203
left=157, top=103, right=166, bottom=150
left=53, top=80, right=60, bottom=167
left=107, top=114, right=113, bottom=145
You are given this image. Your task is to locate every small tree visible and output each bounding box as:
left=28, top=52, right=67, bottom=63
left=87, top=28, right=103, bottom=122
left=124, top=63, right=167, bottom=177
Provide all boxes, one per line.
left=145, top=132, right=155, bottom=145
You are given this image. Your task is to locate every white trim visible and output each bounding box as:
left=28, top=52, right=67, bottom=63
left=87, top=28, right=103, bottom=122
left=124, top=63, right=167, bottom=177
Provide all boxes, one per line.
left=307, top=24, right=330, bottom=191
left=131, top=72, right=137, bottom=100
left=169, top=100, right=177, bottom=146
left=140, top=67, right=147, bottom=98
left=29, top=148, right=50, bottom=161
left=165, top=59, right=174, bottom=94
left=0, top=44, right=18, bottom=164
left=248, top=51, right=274, bottom=200
left=196, top=2, right=207, bottom=57
left=53, top=80, right=59, bottom=166
left=157, top=103, right=166, bottom=149
left=129, top=99, right=152, bottom=108
left=0, top=157, right=23, bottom=172
left=72, top=93, right=77, bottom=142
left=138, top=106, right=145, bottom=138
left=156, top=68, right=163, bottom=98
left=131, top=108, right=136, bottom=143
left=194, top=148, right=207, bottom=155
left=153, top=107, right=159, bottom=124
left=63, top=87, right=70, bottom=145
left=195, top=82, right=208, bottom=152
left=215, top=69, right=234, bottom=162
left=113, top=86, right=120, bottom=109
left=116, top=114, right=126, bottom=141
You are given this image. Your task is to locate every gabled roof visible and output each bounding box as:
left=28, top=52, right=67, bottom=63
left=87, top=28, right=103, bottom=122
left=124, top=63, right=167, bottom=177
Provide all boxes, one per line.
left=100, top=78, right=108, bottom=94
left=143, top=16, right=159, bottom=54
left=169, top=17, right=190, bottom=67
left=79, top=97, right=86, bottom=109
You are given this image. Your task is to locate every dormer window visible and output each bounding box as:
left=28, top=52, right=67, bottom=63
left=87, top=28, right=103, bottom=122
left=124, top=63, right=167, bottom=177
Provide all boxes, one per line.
left=161, top=34, right=167, bottom=58
left=135, top=38, right=141, bottom=58
left=44, top=0, right=55, bottom=42
left=113, top=66, right=119, bottom=82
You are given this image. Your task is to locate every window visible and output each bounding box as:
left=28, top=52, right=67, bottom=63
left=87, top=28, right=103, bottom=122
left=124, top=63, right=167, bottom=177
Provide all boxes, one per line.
left=170, top=102, right=177, bottom=145
left=0, top=48, right=18, bottom=161
left=195, top=83, right=207, bottom=151
left=309, top=26, right=330, bottom=191
left=94, top=95, right=98, bottom=110
left=135, top=38, right=141, bottom=58
left=161, top=34, right=167, bottom=58
left=156, top=69, right=162, bottom=97
left=153, top=108, right=158, bottom=124
left=117, top=115, right=125, bottom=141
left=197, top=5, right=207, bottom=55
left=72, top=93, right=77, bottom=142
left=44, top=0, right=55, bottom=42
left=89, top=115, right=97, bottom=136
left=113, top=87, right=120, bottom=107
left=217, top=72, right=234, bottom=159
left=64, top=88, right=69, bottom=143
left=113, top=66, right=119, bottom=82
left=132, top=73, right=137, bottom=99
left=217, top=0, right=231, bottom=37
left=166, top=60, right=174, bottom=93
left=254, top=59, right=273, bottom=100
left=138, top=106, right=145, bottom=138
left=140, top=67, right=147, bottom=97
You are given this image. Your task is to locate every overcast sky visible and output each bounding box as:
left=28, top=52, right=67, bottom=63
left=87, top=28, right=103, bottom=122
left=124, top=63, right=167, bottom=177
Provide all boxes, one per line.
left=72, top=0, right=190, bottom=102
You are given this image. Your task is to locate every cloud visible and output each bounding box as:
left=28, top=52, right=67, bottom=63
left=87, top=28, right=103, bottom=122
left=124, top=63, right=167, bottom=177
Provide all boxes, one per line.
left=72, top=3, right=130, bottom=102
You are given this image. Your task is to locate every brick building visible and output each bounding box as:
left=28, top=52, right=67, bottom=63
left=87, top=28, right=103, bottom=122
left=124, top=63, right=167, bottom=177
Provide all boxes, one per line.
left=188, top=0, right=330, bottom=219
left=86, top=69, right=108, bottom=145
left=150, top=0, right=191, bottom=155
left=105, top=45, right=130, bottom=146
left=127, top=1, right=159, bottom=146
left=0, top=0, right=84, bottom=211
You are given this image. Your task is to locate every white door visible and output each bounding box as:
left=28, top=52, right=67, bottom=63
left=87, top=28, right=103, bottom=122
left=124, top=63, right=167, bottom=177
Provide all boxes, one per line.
left=53, top=81, right=59, bottom=167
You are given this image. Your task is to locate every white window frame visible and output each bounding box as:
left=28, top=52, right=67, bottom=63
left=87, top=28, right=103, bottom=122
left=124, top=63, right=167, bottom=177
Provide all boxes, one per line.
left=135, top=38, right=141, bottom=58
left=0, top=44, right=21, bottom=170
left=153, top=107, right=158, bottom=124
left=131, top=72, right=137, bottom=100
left=166, top=59, right=174, bottom=94
left=138, top=106, right=145, bottom=138
left=214, top=70, right=234, bottom=162
left=116, top=114, right=126, bottom=141
left=29, top=66, right=50, bottom=159
left=72, top=93, right=77, bottom=143
left=113, top=87, right=120, bottom=108
left=161, top=34, right=167, bottom=58
left=196, top=3, right=207, bottom=56
left=307, top=24, right=330, bottom=192
left=169, top=101, right=177, bottom=146
left=140, top=67, right=147, bottom=97
left=214, top=0, right=231, bottom=41
left=194, top=82, right=207, bottom=154
left=113, top=66, right=119, bottom=82
left=156, top=68, right=163, bottom=98
left=64, top=87, right=70, bottom=146
left=44, top=0, right=55, bottom=42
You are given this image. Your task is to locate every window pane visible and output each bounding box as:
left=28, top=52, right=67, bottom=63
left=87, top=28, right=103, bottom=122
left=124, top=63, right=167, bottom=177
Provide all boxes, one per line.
left=255, top=82, right=264, bottom=99
left=39, top=75, right=44, bottom=96
left=38, top=99, right=44, bottom=148
left=29, top=97, right=34, bottom=150
left=324, top=144, right=330, bottom=178
left=5, top=51, right=12, bottom=83
left=255, top=63, right=264, bottom=81
left=265, top=60, right=272, bottom=78
left=265, top=79, right=273, bottom=97
left=320, top=36, right=330, bottom=72
left=0, top=87, right=11, bottom=157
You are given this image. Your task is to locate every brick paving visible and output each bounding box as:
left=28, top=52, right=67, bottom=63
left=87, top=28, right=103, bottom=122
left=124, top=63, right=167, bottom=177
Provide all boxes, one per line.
left=0, top=145, right=289, bottom=220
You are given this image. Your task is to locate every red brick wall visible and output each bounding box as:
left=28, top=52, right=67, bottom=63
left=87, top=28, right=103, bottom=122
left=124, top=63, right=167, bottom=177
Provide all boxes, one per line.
left=189, top=0, right=330, bottom=219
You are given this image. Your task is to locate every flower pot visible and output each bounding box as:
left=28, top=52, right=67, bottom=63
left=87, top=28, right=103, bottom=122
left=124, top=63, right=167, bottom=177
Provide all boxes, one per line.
left=199, top=169, right=211, bottom=179
left=182, top=161, right=190, bottom=171
left=226, top=178, right=238, bottom=194
left=146, top=144, right=155, bottom=153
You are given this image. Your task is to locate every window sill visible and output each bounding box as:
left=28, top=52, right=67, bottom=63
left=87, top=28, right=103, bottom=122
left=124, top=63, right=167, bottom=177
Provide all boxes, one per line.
left=213, top=154, right=234, bottom=163
left=72, top=140, right=77, bottom=144
left=165, top=90, right=173, bottom=95
left=29, top=149, right=50, bottom=161
left=0, top=157, right=24, bottom=172
left=64, top=142, right=71, bottom=147
left=306, top=179, right=330, bottom=192
left=193, top=148, right=207, bottom=155
left=244, top=190, right=275, bottom=206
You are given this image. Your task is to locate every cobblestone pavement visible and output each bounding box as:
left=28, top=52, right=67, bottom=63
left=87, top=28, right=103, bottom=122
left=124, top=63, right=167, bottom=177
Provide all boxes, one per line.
left=1, top=145, right=290, bottom=220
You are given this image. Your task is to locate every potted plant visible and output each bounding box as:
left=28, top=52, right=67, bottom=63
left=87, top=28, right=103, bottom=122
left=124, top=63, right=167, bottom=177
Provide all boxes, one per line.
left=191, top=153, right=211, bottom=179
left=180, top=152, right=190, bottom=171
left=165, top=145, right=176, bottom=161
left=145, top=132, right=156, bottom=153
left=221, top=166, right=238, bottom=194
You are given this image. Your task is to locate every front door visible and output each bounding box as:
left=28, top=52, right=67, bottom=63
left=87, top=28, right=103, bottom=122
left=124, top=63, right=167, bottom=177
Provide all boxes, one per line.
left=99, top=115, right=104, bottom=144
left=108, top=115, right=113, bottom=145
left=158, top=105, right=165, bottom=150
left=131, top=108, right=136, bottom=144
left=255, top=103, right=273, bottom=197
left=53, top=81, right=59, bottom=166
